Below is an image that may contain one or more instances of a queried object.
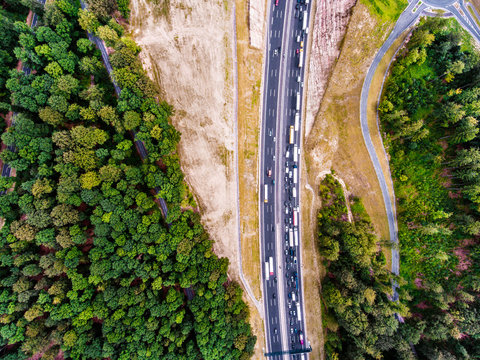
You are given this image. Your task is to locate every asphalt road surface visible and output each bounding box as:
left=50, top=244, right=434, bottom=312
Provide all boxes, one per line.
left=260, top=0, right=311, bottom=358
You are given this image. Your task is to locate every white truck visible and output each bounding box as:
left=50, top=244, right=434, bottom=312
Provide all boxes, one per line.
left=292, top=187, right=297, bottom=198
left=296, top=302, right=301, bottom=321
left=293, top=208, right=298, bottom=226
left=269, top=257, right=274, bottom=276
left=294, top=113, right=299, bottom=132
left=296, top=92, right=300, bottom=111
left=294, top=229, right=299, bottom=246
left=289, top=228, right=294, bottom=247
left=293, top=168, right=298, bottom=184
left=293, top=145, right=298, bottom=163
left=264, top=184, right=268, bottom=203
left=298, top=51, right=303, bottom=68
left=265, top=261, right=270, bottom=280
left=302, top=11, right=307, bottom=30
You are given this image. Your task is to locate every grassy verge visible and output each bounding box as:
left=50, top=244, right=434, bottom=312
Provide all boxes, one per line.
left=235, top=0, right=264, bottom=356
left=468, top=5, right=480, bottom=27
left=300, top=169, right=325, bottom=360
left=235, top=0, right=262, bottom=301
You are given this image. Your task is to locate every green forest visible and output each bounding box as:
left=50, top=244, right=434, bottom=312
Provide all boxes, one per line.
left=0, top=0, right=256, bottom=359
left=320, top=17, right=480, bottom=360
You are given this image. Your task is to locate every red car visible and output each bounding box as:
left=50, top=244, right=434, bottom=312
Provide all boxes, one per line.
left=275, top=0, right=279, bottom=6
left=267, top=169, right=272, bottom=177
left=296, top=48, right=299, bottom=54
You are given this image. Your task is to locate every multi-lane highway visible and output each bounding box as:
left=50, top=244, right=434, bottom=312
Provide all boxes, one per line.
left=260, top=0, right=311, bottom=358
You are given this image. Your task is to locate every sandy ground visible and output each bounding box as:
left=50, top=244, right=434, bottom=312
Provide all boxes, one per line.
left=304, top=0, right=357, bottom=137
left=249, top=0, right=265, bottom=49
left=129, top=0, right=240, bottom=277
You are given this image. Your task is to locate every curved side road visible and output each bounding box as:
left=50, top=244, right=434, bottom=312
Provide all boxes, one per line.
left=359, top=0, right=426, bottom=279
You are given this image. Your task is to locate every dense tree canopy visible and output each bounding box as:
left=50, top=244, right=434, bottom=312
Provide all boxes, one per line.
left=376, top=17, right=480, bottom=359
left=0, top=0, right=256, bottom=359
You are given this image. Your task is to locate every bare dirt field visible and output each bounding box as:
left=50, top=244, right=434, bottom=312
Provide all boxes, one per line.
left=304, top=0, right=357, bottom=137
left=235, top=0, right=264, bottom=303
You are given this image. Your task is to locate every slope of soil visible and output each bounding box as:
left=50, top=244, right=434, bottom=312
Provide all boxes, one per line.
left=129, top=0, right=238, bottom=278
left=304, top=0, right=357, bottom=136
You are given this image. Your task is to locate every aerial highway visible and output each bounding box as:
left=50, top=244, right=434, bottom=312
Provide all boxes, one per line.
left=260, top=0, right=311, bottom=358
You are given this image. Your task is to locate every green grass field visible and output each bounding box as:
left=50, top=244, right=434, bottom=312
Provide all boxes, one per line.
left=360, top=0, right=408, bottom=21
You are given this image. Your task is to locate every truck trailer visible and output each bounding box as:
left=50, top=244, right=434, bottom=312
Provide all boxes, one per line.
left=269, top=257, right=274, bottom=276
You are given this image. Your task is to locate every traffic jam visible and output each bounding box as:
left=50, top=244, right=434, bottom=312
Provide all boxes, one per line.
left=264, top=0, right=309, bottom=352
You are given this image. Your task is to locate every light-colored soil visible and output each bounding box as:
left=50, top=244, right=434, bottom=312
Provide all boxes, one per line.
left=128, top=0, right=265, bottom=356
left=304, top=0, right=357, bottom=137
left=235, top=0, right=264, bottom=302
left=130, top=0, right=238, bottom=281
